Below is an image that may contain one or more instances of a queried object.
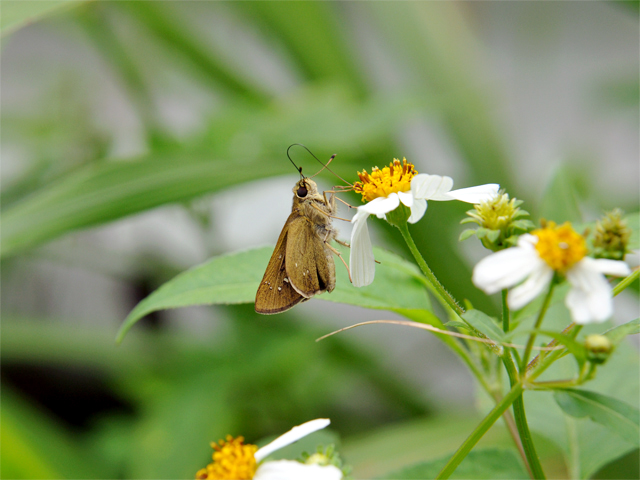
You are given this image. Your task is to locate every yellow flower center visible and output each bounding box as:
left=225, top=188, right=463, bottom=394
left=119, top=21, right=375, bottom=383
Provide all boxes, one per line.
left=354, top=158, right=418, bottom=202
left=533, top=222, right=587, bottom=272
left=196, top=436, right=258, bottom=480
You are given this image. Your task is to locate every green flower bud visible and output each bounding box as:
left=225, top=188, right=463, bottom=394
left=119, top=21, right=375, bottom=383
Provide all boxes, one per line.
left=460, top=191, right=534, bottom=251
left=585, top=334, right=614, bottom=364
left=593, top=209, right=631, bottom=260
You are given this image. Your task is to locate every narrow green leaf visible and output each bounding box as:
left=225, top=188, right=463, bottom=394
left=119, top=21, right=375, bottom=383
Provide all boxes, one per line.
left=604, top=318, right=640, bottom=346
left=554, top=389, right=640, bottom=446
left=539, top=164, right=583, bottom=224
left=1, top=0, right=83, bottom=36
left=117, top=247, right=431, bottom=342
left=0, top=156, right=288, bottom=258
left=378, top=448, right=528, bottom=479
left=462, top=309, right=505, bottom=342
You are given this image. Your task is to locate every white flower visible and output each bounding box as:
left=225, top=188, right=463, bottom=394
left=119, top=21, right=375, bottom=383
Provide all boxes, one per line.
left=254, top=419, right=342, bottom=480
left=197, top=419, right=342, bottom=480
left=472, top=225, right=632, bottom=324
left=350, top=173, right=499, bottom=287
left=255, top=460, right=343, bottom=480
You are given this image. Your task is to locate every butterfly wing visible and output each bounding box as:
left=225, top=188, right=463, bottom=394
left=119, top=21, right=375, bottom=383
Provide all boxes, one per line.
left=255, top=213, right=307, bottom=315
left=285, top=216, right=336, bottom=297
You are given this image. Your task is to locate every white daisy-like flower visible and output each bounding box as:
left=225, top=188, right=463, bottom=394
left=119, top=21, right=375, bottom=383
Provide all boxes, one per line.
left=196, top=418, right=343, bottom=480
left=350, top=158, right=499, bottom=287
left=472, top=222, right=631, bottom=324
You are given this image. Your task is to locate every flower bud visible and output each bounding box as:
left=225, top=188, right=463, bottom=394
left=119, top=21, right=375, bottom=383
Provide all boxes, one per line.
left=460, top=191, right=534, bottom=251
left=585, top=334, right=614, bottom=364
left=593, top=209, right=631, bottom=260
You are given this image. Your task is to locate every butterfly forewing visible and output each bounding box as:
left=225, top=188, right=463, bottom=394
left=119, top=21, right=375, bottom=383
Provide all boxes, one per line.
left=255, top=214, right=307, bottom=314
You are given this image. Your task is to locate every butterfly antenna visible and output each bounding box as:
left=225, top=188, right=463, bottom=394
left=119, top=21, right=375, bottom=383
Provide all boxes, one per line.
left=288, top=143, right=352, bottom=186
left=286, top=144, right=305, bottom=179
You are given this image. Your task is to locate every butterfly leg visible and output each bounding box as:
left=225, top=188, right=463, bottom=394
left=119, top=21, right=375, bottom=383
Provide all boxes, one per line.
left=311, top=202, right=351, bottom=223
left=334, top=238, right=380, bottom=264
left=325, top=242, right=353, bottom=284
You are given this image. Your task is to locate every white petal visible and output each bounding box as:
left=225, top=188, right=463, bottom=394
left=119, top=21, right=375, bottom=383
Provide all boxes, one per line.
left=411, top=174, right=454, bottom=200
left=254, top=460, right=343, bottom=480
left=443, top=184, right=500, bottom=204
left=508, top=264, right=554, bottom=310
left=350, top=210, right=375, bottom=287
left=408, top=198, right=427, bottom=224
left=397, top=190, right=414, bottom=207
left=254, top=419, right=330, bottom=462
left=472, top=245, right=543, bottom=294
left=360, top=194, right=399, bottom=218
left=587, top=257, right=632, bottom=277
left=565, top=259, right=614, bottom=324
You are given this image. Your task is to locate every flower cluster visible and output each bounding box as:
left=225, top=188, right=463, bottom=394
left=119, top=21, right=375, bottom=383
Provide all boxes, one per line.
left=350, top=158, right=499, bottom=287
left=348, top=157, right=633, bottom=325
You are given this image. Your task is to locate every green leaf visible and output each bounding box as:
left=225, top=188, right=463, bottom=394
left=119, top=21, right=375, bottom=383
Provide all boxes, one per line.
left=539, top=164, right=583, bottom=224
left=117, top=246, right=431, bottom=342
left=378, top=448, right=529, bottom=479
left=625, top=211, right=640, bottom=251
left=554, top=389, right=640, bottom=446
left=604, top=318, right=640, bottom=346
left=462, top=309, right=505, bottom=342
left=1, top=0, right=83, bottom=36
left=1, top=387, right=106, bottom=479
left=0, top=155, right=290, bottom=258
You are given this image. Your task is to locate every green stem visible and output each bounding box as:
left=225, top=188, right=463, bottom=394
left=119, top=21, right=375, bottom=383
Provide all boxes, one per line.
left=528, top=325, right=583, bottom=381
left=613, top=268, right=639, bottom=296
left=436, top=382, right=524, bottom=480
left=396, top=222, right=464, bottom=316
left=502, top=289, right=510, bottom=333
left=502, top=355, right=546, bottom=479
left=520, top=282, right=555, bottom=371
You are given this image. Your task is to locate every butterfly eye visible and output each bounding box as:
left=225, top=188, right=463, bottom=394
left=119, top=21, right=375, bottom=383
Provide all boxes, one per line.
left=297, top=185, right=308, bottom=197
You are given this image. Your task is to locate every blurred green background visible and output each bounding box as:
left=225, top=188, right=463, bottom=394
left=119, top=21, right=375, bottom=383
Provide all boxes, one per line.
left=1, top=1, right=638, bottom=479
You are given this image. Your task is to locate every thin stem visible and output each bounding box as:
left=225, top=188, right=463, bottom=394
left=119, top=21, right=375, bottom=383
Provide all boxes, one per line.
left=396, top=222, right=464, bottom=316
left=613, top=268, right=639, bottom=296
left=502, top=289, right=510, bottom=333
left=528, top=325, right=584, bottom=382
left=502, top=355, right=546, bottom=479
left=436, top=382, right=524, bottom=479
left=520, top=282, right=555, bottom=371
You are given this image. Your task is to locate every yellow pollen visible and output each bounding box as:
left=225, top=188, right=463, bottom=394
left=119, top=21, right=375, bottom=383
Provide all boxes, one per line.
left=533, top=222, right=587, bottom=272
left=354, top=158, right=418, bottom=202
left=196, top=436, right=258, bottom=480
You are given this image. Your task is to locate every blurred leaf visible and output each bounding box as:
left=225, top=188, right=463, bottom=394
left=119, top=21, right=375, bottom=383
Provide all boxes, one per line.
left=539, top=164, right=583, bottom=224
left=234, top=2, right=367, bottom=96
left=554, top=389, right=639, bottom=447
left=120, top=1, right=269, bottom=103
left=117, top=246, right=431, bottom=342
left=0, top=155, right=283, bottom=258
left=365, top=2, right=513, bottom=187
left=379, top=448, right=528, bottom=479
left=624, top=211, right=639, bottom=251
left=1, top=387, right=107, bottom=479
left=462, top=309, right=505, bottom=342
left=603, top=318, right=640, bottom=346
left=1, top=86, right=416, bottom=259
left=0, top=0, right=83, bottom=36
